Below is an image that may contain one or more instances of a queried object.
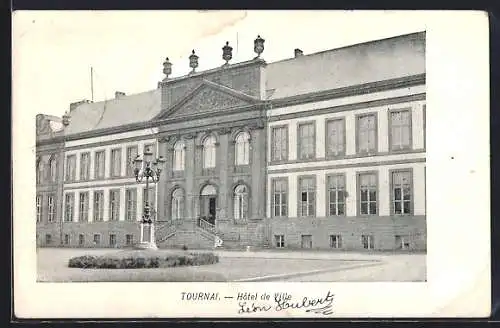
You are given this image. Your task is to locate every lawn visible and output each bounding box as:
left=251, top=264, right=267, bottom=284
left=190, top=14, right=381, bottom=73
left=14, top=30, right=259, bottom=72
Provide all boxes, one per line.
left=37, top=248, right=377, bottom=282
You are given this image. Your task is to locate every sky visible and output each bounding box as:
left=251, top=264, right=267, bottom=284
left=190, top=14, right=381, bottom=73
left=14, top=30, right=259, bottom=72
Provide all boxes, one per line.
left=13, top=10, right=427, bottom=118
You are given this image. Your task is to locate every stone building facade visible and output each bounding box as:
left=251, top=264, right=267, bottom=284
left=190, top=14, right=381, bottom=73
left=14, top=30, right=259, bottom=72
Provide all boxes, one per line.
left=35, top=31, right=427, bottom=251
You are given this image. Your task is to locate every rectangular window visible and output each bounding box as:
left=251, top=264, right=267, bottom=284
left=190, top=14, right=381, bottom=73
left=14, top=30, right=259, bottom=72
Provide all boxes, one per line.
left=64, top=234, right=70, bottom=245
left=110, top=148, right=122, bottom=177
left=45, top=234, right=52, bottom=245
left=275, top=235, right=285, bottom=248
left=93, top=191, right=104, bottom=222
left=271, top=126, right=288, bottom=161
left=143, top=187, right=155, bottom=217
left=389, top=109, right=412, bottom=150
left=301, top=235, right=313, bottom=249
left=358, top=172, right=378, bottom=215
left=78, top=234, right=85, bottom=246
left=126, top=234, right=134, bottom=246
left=391, top=170, right=413, bottom=215
left=327, top=174, right=346, bottom=216
left=47, top=195, right=55, bottom=222
left=357, top=114, right=377, bottom=153
left=109, top=234, right=117, bottom=247
left=330, top=235, right=342, bottom=249
left=298, top=122, right=315, bottom=159
left=80, top=152, right=90, bottom=180
left=109, top=189, right=120, bottom=221
left=125, top=188, right=137, bottom=221
left=298, top=176, right=315, bottom=217
left=272, top=178, right=288, bottom=217
left=126, top=145, right=139, bottom=176
left=326, top=118, right=345, bottom=157
left=395, top=235, right=411, bottom=250
left=65, top=155, right=76, bottom=181
left=362, top=235, right=374, bottom=250
left=79, top=192, right=89, bottom=222
left=94, top=151, right=105, bottom=179
left=93, top=234, right=101, bottom=245
left=36, top=195, right=42, bottom=222
left=64, top=193, right=75, bottom=222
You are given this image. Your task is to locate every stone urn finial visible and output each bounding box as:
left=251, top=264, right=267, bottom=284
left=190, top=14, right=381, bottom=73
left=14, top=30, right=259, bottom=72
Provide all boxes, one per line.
left=222, top=41, right=233, bottom=65
left=189, top=50, right=199, bottom=73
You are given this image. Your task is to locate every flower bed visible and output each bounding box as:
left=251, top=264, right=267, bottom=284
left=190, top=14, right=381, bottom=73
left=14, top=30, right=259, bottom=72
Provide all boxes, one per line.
left=68, top=251, right=219, bottom=269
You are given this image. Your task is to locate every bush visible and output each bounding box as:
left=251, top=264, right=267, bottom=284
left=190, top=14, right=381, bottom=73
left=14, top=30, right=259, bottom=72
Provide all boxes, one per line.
left=68, top=251, right=219, bottom=269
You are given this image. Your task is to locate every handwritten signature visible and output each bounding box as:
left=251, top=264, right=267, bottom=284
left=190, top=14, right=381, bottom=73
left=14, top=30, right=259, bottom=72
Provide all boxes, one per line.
left=238, top=291, right=335, bottom=315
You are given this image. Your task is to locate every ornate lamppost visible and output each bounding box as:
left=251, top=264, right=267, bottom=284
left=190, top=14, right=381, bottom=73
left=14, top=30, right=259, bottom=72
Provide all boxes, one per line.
left=133, top=147, right=166, bottom=250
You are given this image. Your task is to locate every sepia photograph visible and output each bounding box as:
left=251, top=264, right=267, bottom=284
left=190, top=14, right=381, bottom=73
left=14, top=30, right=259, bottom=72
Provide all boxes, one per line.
left=13, top=10, right=490, bottom=318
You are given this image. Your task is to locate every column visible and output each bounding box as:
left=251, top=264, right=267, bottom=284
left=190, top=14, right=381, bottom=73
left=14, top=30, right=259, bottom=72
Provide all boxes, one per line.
left=316, top=173, right=326, bottom=217
left=288, top=121, right=297, bottom=161
left=251, top=128, right=265, bottom=219
left=412, top=103, right=425, bottom=150
left=346, top=170, right=357, bottom=217
left=89, top=151, right=95, bottom=180
left=103, top=188, right=109, bottom=221
left=218, top=133, right=229, bottom=220
left=345, top=114, right=356, bottom=156
left=104, top=148, right=111, bottom=179
left=137, top=185, right=144, bottom=221
left=120, top=144, right=127, bottom=178
left=378, top=109, right=389, bottom=153
left=74, top=191, right=80, bottom=222
left=378, top=167, right=390, bottom=216
left=288, top=174, right=297, bottom=218
left=156, top=138, right=167, bottom=221
left=119, top=187, right=126, bottom=221
left=185, top=136, right=196, bottom=219
left=315, top=117, right=325, bottom=159
left=75, top=152, right=81, bottom=182
left=88, top=190, right=94, bottom=222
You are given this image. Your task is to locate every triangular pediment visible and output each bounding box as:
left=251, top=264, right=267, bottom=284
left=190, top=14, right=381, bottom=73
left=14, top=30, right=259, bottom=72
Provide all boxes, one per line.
left=155, top=80, right=260, bottom=120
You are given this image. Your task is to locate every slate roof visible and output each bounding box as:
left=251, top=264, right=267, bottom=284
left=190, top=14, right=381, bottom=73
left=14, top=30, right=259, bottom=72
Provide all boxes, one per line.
left=64, top=89, right=161, bottom=135
left=62, top=32, right=425, bottom=136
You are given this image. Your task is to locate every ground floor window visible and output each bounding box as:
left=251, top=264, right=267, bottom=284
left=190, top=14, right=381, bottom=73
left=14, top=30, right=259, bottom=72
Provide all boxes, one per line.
left=78, top=234, right=85, bottom=246
left=275, top=235, right=285, bottom=248
left=45, top=234, right=51, bottom=245
left=301, top=235, right=313, bottom=249
left=330, top=235, right=342, bottom=249
left=126, top=234, right=134, bottom=246
left=64, top=234, right=70, bottom=245
left=109, top=234, right=117, bottom=247
left=362, top=234, right=374, bottom=250
left=395, top=235, right=410, bottom=250
left=93, top=234, right=101, bottom=246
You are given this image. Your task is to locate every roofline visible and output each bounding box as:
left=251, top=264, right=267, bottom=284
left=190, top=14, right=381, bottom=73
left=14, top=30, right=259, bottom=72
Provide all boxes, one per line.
left=267, top=31, right=426, bottom=66
left=36, top=73, right=425, bottom=146
left=70, top=88, right=159, bottom=109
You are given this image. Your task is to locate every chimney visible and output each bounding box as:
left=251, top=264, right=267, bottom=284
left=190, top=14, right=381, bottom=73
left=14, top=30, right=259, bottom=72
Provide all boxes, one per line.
left=115, top=91, right=126, bottom=99
left=294, top=48, right=304, bottom=58
left=69, top=99, right=91, bottom=111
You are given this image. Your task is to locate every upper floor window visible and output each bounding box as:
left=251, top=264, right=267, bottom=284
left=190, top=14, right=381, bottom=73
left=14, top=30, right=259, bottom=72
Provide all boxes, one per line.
left=298, top=176, right=316, bottom=217
left=357, top=114, right=377, bottom=154
left=36, top=195, right=42, bottom=222
left=125, top=188, right=137, bottom=221
left=36, top=159, right=44, bottom=184
left=358, top=172, right=378, bottom=215
left=171, top=188, right=184, bottom=220
left=233, top=184, right=249, bottom=220
left=298, top=122, right=315, bottom=159
left=327, top=174, right=346, bottom=216
left=389, top=109, right=412, bottom=150
left=235, top=132, right=250, bottom=166
left=49, top=155, right=58, bottom=182
left=80, top=152, right=90, bottom=180
left=272, top=178, right=288, bottom=217
left=326, top=118, right=345, bottom=157
left=109, top=189, right=120, bottom=221
left=65, top=155, right=76, bottom=182
left=126, top=145, right=138, bottom=176
left=94, top=151, right=105, bottom=179
left=110, top=148, right=122, bottom=177
left=79, top=192, right=89, bottom=222
left=173, top=141, right=185, bottom=171
left=93, top=191, right=104, bottom=222
left=64, top=193, right=75, bottom=222
left=47, top=194, right=55, bottom=222
left=202, top=135, right=216, bottom=169
left=271, top=126, right=288, bottom=162
left=391, top=170, right=413, bottom=215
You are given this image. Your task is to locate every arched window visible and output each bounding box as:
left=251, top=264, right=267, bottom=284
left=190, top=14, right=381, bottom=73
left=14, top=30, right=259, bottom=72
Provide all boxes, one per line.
left=203, top=135, right=216, bottom=169
left=36, top=159, right=43, bottom=184
left=171, top=188, right=184, bottom=220
left=49, top=155, right=57, bottom=182
left=173, top=141, right=185, bottom=171
left=235, top=131, right=250, bottom=166
left=233, top=184, right=249, bottom=220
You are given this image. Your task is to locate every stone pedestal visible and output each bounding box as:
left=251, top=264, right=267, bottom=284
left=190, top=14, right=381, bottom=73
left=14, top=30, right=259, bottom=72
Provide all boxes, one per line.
left=135, top=223, right=158, bottom=250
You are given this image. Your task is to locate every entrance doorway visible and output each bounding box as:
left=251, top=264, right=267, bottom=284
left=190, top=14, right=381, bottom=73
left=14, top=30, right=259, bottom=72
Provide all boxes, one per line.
left=200, top=185, right=217, bottom=225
